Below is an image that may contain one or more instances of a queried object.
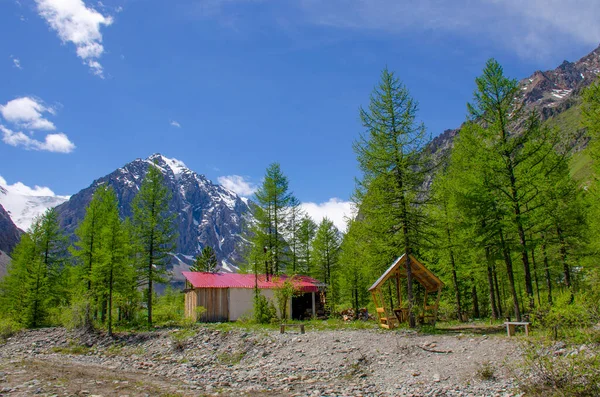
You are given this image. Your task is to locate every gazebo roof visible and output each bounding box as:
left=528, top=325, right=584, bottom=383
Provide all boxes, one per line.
left=368, top=254, right=444, bottom=293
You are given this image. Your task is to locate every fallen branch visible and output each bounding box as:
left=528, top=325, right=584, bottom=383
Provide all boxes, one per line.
left=418, top=345, right=453, bottom=354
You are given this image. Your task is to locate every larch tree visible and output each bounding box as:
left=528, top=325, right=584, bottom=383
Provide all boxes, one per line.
left=94, top=186, right=131, bottom=336
left=72, top=187, right=107, bottom=326
left=353, top=67, right=433, bottom=327
left=297, top=215, right=317, bottom=275
left=312, top=218, right=341, bottom=311
left=1, top=209, right=68, bottom=327
left=132, top=162, right=177, bottom=327
left=466, top=59, right=564, bottom=312
left=251, top=163, right=297, bottom=276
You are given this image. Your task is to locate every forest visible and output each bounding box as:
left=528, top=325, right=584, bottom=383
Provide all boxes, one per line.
left=1, top=58, right=600, bottom=340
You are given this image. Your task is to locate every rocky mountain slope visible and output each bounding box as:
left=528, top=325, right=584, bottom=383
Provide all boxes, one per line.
left=428, top=44, right=600, bottom=161
left=55, top=154, right=253, bottom=280
left=0, top=204, right=21, bottom=255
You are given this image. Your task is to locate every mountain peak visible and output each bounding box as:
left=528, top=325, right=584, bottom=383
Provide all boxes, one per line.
left=146, top=153, right=188, bottom=177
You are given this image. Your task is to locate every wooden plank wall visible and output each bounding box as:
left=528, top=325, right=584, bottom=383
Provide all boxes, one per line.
left=184, top=291, right=198, bottom=320
left=196, top=288, right=229, bottom=322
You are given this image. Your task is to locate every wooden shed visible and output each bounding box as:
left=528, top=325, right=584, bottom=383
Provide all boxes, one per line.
left=369, top=254, right=444, bottom=329
left=182, top=272, right=323, bottom=322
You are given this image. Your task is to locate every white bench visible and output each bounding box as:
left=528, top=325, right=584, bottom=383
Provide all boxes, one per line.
left=504, top=321, right=530, bottom=337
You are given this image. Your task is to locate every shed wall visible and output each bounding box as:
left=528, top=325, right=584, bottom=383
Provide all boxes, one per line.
left=196, top=288, right=229, bottom=322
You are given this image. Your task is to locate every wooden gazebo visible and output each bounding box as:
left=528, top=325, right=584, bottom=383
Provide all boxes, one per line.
left=369, top=254, right=444, bottom=329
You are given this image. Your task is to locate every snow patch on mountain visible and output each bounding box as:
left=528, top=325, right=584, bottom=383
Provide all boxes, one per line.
left=0, top=176, right=69, bottom=230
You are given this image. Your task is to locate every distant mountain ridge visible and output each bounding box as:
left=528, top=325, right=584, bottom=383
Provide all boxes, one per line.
left=428, top=44, right=600, bottom=161
left=55, top=154, right=254, bottom=282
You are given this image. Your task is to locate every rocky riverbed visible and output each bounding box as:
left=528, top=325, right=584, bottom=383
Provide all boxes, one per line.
left=0, top=326, right=523, bottom=396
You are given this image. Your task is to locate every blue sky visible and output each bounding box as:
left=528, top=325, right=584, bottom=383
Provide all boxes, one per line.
left=1, top=0, right=600, bottom=230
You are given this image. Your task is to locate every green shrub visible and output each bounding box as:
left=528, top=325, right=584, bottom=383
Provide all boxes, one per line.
left=153, top=287, right=185, bottom=326
left=0, top=318, right=22, bottom=341
left=519, top=339, right=600, bottom=396
left=253, top=292, right=276, bottom=324
left=531, top=291, right=597, bottom=340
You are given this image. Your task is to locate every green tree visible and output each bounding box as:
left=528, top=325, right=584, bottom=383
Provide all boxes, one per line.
left=250, top=163, right=297, bottom=276
left=297, top=216, right=317, bottom=275
left=353, top=67, right=432, bottom=327
left=339, top=218, right=370, bottom=319
left=466, top=59, right=565, bottom=312
left=191, top=246, right=218, bottom=272
left=94, top=187, right=131, bottom=336
left=132, top=162, right=177, bottom=327
left=313, top=218, right=341, bottom=311
left=0, top=209, right=68, bottom=327
left=72, top=187, right=107, bottom=326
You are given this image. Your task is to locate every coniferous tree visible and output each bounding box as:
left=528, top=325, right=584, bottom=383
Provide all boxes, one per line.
left=250, top=163, right=297, bottom=277
left=339, top=218, right=370, bottom=319
left=353, top=67, right=432, bottom=327
left=0, top=209, right=68, bottom=327
left=192, top=246, right=218, bottom=272
left=132, top=163, right=177, bottom=327
left=312, top=218, right=341, bottom=312
left=94, top=187, right=131, bottom=336
left=297, top=216, right=317, bottom=275
left=72, top=188, right=107, bottom=326
left=465, top=59, right=566, bottom=312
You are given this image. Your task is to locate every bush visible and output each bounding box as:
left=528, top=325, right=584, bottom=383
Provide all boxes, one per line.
left=253, top=292, right=276, bottom=324
left=49, top=298, right=89, bottom=330
left=0, top=318, right=22, bottom=341
left=519, top=339, right=600, bottom=397
left=153, top=287, right=185, bottom=326
left=531, top=291, right=597, bottom=340
left=273, top=279, right=296, bottom=321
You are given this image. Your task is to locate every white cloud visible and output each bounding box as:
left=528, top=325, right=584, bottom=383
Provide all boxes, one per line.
left=35, top=0, right=113, bottom=77
left=170, top=120, right=182, bottom=128
left=10, top=56, right=22, bottom=70
left=301, top=198, right=355, bottom=232
left=1, top=125, right=76, bottom=153
left=218, top=175, right=257, bottom=196
left=201, top=0, right=600, bottom=60
left=0, top=175, right=68, bottom=198
left=0, top=97, right=55, bottom=131
left=302, top=0, right=600, bottom=58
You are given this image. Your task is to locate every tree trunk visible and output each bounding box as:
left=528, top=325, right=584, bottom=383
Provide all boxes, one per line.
left=471, top=277, right=480, bottom=318
left=556, top=225, right=573, bottom=302
left=445, top=209, right=462, bottom=321
left=493, top=264, right=503, bottom=317
left=530, top=240, right=541, bottom=306
left=108, top=265, right=114, bottom=337
left=541, top=234, right=553, bottom=305
left=486, top=248, right=499, bottom=320
left=499, top=227, right=521, bottom=321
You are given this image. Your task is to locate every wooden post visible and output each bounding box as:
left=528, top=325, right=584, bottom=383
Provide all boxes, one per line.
left=422, top=290, right=428, bottom=321
left=395, top=273, right=401, bottom=309
left=433, top=286, right=442, bottom=324
left=311, top=292, right=316, bottom=318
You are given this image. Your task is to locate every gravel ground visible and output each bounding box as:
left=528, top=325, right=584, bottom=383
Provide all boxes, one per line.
left=0, top=326, right=523, bottom=396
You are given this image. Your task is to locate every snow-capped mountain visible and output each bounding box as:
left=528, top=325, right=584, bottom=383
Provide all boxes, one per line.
left=0, top=180, right=68, bottom=231
left=55, top=153, right=254, bottom=281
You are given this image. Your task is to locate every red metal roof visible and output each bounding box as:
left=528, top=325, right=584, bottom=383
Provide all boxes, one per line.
left=182, top=272, right=322, bottom=293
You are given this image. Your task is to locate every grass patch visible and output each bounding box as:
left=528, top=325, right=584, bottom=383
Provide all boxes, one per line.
left=51, top=343, right=91, bottom=355
left=217, top=351, right=246, bottom=366
left=518, top=337, right=600, bottom=397
left=476, top=361, right=496, bottom=381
